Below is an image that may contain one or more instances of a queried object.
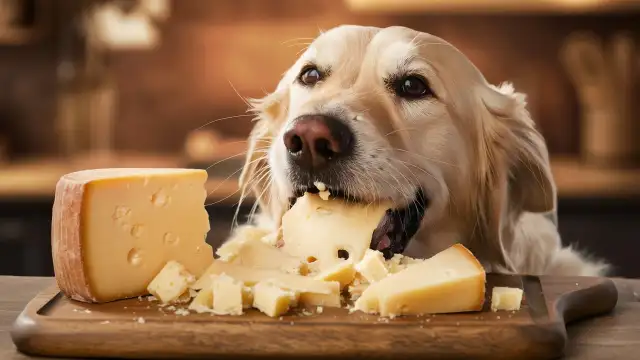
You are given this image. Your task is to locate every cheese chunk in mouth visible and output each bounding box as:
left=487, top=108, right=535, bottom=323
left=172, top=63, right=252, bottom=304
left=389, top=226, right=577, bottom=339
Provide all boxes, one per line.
left=289, top=186, right=428, bottom=260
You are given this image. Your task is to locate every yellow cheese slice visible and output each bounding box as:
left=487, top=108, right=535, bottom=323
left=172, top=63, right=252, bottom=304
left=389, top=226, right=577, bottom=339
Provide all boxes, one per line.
left=216, top=228, right=308, bottom=275
left=281, top=192, right=391, bottom=271
left=192, top=260, right=341, bottom=307
left=354, top=244, right=486, bottom=317
left=51, top=168, right=213, bottom=303
left=314, top=260, right=356, bottom=289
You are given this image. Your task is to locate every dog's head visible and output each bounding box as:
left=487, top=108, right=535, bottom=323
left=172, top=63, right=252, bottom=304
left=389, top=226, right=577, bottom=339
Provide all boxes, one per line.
left=240, top=25, right=556, bottom=271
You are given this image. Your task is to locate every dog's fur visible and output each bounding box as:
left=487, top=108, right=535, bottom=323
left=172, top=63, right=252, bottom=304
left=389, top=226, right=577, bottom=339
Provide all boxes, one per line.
left=235, top=25, right=610, bottom=277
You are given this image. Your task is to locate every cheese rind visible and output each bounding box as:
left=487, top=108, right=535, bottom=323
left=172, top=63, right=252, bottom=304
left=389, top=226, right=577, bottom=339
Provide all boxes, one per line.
left=146, top=261, right=196, bottom=303
left=491, top=287, right=523, bottom=311
left=355, top=249, right=389, bottom=283
left=281, top=193, right=391, bottom=272
left=354, top=244, right=486, bottom=317
left=51, top=168, right=213, bottom=303
left=192, top=260, right=341, bottom=307
left=252, top=281, right=299, bottom=317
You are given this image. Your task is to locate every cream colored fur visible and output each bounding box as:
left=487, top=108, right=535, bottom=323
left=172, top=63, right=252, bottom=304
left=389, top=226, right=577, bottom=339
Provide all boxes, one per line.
left=236, top=25, right=610, bottom=277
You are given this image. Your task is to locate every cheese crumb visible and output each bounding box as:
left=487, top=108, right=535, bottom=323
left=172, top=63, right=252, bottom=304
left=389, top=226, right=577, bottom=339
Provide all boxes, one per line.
left=175, top=308, right=190, bottom=316
left=100, top=320, right=110, bottom=324
left=136, top=317, right=146, bottom=324
left=318, top=190, right=330, bottom=201
left=316, top=306, right=324, bottom=314
left=313, top=181, right=327, bottom=192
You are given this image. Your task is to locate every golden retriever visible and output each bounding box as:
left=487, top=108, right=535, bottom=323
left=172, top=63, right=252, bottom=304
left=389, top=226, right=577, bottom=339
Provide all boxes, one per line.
left=235, top=25, right=609, bottom=277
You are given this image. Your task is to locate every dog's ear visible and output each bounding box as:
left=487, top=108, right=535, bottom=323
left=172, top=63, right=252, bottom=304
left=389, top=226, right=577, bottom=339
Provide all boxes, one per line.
left=238, top=87, right=290, bottom=230
left=472, top=83, right=557, bottom=272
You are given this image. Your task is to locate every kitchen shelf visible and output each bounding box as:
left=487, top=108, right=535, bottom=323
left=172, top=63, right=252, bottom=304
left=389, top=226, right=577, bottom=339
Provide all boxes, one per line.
left=344, top=0, right=640, bottom=14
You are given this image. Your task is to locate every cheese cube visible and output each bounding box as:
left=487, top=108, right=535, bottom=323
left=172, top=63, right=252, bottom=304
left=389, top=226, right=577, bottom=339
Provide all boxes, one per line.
left=51, top=168, right=213, bottom=303
left=355, top=249, right=389, bottom=283
left=188, top=287, right=213, bottom=313
left=211, top=274, right=244, bottom=315
left=252, top=281, right=299, bottom=317
left=192, top=260, right=341, bottom=307
left=217, top=228, right=307, bottom=275
left=354, top=244, right=486, bottom=317
left=314, top=260, right=356, bottom=289
left=146, top=261, right=196, bottom=303
left=281, top=192, right=391, bottom=272
left=491, top=287, right=523, bottom=311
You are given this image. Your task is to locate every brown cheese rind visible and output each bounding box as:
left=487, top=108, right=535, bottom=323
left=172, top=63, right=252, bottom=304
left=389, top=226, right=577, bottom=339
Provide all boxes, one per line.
left=51, top=177, right=97, bottom=303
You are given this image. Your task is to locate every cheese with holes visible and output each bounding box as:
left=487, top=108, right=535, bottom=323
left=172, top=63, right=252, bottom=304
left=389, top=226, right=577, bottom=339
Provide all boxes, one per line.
left=491, top=287, right=523, bottom=311
left=314, top=260, right=356, bottom=289
left=253, top=281, right=299, bottom=317
left=192, top=260, right=341, bottom=307
left=211, top=274, right=244, bottom=315
left=216, top=229, right=307, bottom=275
left=354, top=244, right=486, bottom=317
left=51, top=168, right=213, bottom=303
left=281, top=192, right=391, bottom=272
left=355, top=249, right=389, bottom=283
left=146, top=260, right=196, bottom=303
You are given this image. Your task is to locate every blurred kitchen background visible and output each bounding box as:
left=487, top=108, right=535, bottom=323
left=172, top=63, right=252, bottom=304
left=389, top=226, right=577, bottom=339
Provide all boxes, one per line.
left=0, top=0, right=639, bottom=278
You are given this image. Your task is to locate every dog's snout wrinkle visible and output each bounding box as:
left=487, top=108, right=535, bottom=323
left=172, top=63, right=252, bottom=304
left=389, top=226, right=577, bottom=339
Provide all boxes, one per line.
left=283, top=115, right=354, bottom=172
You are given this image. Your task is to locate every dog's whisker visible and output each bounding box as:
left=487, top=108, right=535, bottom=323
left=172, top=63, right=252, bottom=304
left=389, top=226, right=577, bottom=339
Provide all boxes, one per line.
left=227, top=80, right=252, bottom=108
left=195, top=114, right=254, bottom=131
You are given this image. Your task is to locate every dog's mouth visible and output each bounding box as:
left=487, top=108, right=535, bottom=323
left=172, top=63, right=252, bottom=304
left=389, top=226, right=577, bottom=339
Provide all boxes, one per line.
left=289, top=185, right=428, bottom=259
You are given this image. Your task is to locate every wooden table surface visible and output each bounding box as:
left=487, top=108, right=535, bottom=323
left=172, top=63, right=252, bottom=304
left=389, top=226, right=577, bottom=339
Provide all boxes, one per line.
left=1, top=276, right=639, bottom=359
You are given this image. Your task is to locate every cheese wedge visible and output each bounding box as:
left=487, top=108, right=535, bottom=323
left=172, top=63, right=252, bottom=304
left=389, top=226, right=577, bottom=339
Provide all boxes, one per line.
left=281, top=192, right=391, bottom=271
left=355, top=249, right=389, bottom=283
left=192, top=260, right=341, bottom=307
left=354, top=244, right=486, bottom=317
left=385, top=253, right=425, bottom=273
left=146, top=260, right=196, bottom=303
left=491, top=287, right=523, bottom=311
left=217, top=229, right=307, bottom=275
left=253, top=281, right=299, bottom=317
left=51, top=168, right=213, bottom=303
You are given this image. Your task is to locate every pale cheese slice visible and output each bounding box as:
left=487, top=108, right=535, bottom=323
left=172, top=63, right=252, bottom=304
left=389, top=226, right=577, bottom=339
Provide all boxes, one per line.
left=211, top=274, right=244, bottom=315
left=491, top=287, right=523, bottom=311
left=51, top=168, right=213, bottom=303
left=252, top=281, right=299, bottom=317
left=146, top=260, right=196, bottom=303
left=192, top=260, right=341, bottom=307
left=216, top=228, right=308, bottom=275
left=354, top=244, right=486, bottom=317
left=281, top=192, right=391, bottom=272
left=355, top=249, right=389, bottom=283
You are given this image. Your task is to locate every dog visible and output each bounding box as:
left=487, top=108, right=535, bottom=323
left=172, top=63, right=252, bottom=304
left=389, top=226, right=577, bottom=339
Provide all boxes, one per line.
left=235, top=25, right=610, bottom=277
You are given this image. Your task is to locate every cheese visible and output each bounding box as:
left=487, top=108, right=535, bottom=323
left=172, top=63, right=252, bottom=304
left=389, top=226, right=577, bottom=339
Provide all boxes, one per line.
left=314, top=260, right=356, bottom=289
left=386, top=254, right=425, bottom=273
left=281, top=192, right=391, bottom=272
left=491, top=287, right=523, bottom=311
left=51, top=168, right=213, bottom=303
left=188, top=287, right=213, bottom=313
left=216, top=226, right=270, bottom=260
left=242, top=286, right=255, bottom=309
left=217, top=229, right=307, bottom=275
left=354, top=244, right=486, bottom=317
left=355, top=249, right=389, bottom=283
left=252, top=281, right=299, bottom=317
left=146, top=261, right=196, bottom=303
left=192, top=260, right=341, bottom=307
left=211, top=274, right=244, bottom=315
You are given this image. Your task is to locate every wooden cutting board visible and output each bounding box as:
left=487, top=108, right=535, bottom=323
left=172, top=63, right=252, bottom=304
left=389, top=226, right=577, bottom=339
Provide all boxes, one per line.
left=11, top=274, right=618, bottom=360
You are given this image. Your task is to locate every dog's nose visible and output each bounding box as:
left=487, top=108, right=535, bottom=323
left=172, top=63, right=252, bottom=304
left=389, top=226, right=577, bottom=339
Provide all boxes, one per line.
left=283, top=115, right=354, bottom=171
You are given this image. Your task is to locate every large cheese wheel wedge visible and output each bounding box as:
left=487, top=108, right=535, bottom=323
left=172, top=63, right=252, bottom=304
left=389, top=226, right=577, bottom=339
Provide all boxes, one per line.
left=354, top=244, right=486, bottom=317
left=51, top=168, right=213, bottom=303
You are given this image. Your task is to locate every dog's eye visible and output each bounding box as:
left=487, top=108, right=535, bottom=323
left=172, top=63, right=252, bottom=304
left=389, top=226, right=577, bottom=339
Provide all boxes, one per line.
left=395, top=75, right=432, bottom=99
left=298, top=66, right=322, bottom=86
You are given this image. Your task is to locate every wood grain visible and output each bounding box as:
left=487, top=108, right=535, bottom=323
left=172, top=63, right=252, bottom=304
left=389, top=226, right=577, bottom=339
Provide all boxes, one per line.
left=10, top=274, right=618, bottom=360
